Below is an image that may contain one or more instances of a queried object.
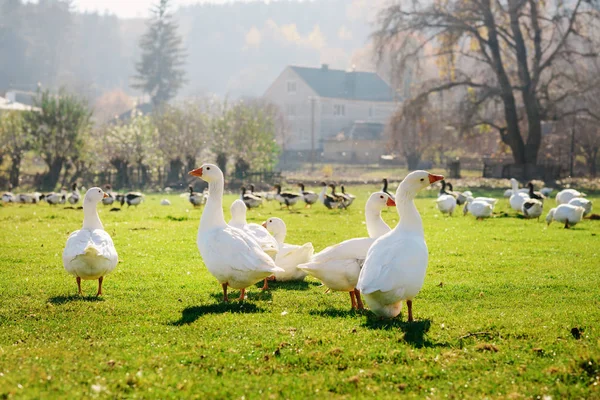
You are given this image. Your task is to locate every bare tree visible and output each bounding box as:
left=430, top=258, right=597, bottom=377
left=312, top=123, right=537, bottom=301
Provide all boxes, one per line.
left=375, top=0, right=600, bottom=172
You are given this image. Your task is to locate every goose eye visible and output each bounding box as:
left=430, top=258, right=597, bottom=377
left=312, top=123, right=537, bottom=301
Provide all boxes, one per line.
left=380, top=195, right=384, bottom=199
left=98, top=190, right=101, bottom=193
left=207, top=167, right=210, bottom=170
left=420, top=178, right=424, bottom=182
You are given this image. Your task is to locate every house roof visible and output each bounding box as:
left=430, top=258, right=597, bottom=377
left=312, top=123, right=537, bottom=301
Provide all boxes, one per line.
left=0, top=96, right=39, bottom=112
left=290, top=65, right=396, bottom=102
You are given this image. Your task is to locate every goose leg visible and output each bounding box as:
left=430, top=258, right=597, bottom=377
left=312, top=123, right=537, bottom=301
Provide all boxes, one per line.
left=406, top=300, right=414, bottom=322
left=349, top=291, right=357, bottom=309
left=96, top=276, right=103, bottom=296
left=354, top=288, right=364, bottom=310
left=261, top=278, right=269, bottom=291
left=564, top=219, right=570, bottom=229
left=238, top=288, right=246, bottom=301
left=76, top=277, right=82, bottom=295
left=222, top=283, right=229, bottom=302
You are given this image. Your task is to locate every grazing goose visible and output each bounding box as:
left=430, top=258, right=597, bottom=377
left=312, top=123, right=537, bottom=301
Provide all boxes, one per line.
left=122, top=192, right=144, bottom=207
left=463, top=196, right=494, bottom=219
left=527, top=182, right=545, bottom=202
left=45, top=187, right=67, bottom=205
left=436, top=192, right=456, bottom=216
left=556, top=189, right=586, bottom=205
left=540, top=187, right=553, bottom=197
left=2, top=184, right=15, bottom=203
left=522, top=199, right=543, bottom=219
left=340, top=185, right=356, bottom=207
left=447, top=183, right=467, bottom=205
left=273, top=184, right=302, bottom=209
left=240, top=186, right=262, bottom=209
left=546, top=204, right=585, bottom=228
left=17, top=192, right=42, bottom=204
left=188, top=185, right=204, bottom=207
left=568, top=198, right=592, bottom=216
left=189, top=164, right=282, bottom=301
left=160, top=199, right=171, bottom=206
left=357, top=171, right=444, bottom=320
left=263, top=217, right=314, bottom=281
left=62, top=188, right=118, bottom=295
left=298, top=192, right=396, bottom=310
left=298, top=183, right=318, bottom=207
left=230, top=199, right=279, bottom=289
left=101, top=185, right=116, bottom=206
left=509, top=178, right=530, bottom=212
left=67, top=183, right=80, bottom=205
left=318, top=182, right=344, bottom=209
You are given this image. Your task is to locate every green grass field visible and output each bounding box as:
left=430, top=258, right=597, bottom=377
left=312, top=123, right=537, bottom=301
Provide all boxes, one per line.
left=1, top=186, right=599, bottom=399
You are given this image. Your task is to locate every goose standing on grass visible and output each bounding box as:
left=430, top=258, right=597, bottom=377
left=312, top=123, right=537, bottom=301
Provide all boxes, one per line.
left=509, top=178, right=529, bottom=212
left=447, top=183, right=467, bottom=205
left=248, top=184, right=264, bottom=200
left=188, top=185, right=204, bottom=207
left=329, top=184, right=348, bottom=208
left=357, top=171, right=444, bottom=321
left=263, top=217, right=314, bottom=281
left=121, top=192, right=144, bottom=207
left=527, top=182, right=545, bottom=202
left=522, top=199, right=543, bottom=219
left=546, top=204, right=585, bottom=228
left=240, top=186, right=262, bottom=209
left=568, top=197, right=592, bottom=216
left=298, top=183, right=318, bottom=207
left=63, top=188, right=118, bottom=296
left=46, top=187, right=67, bottom=205
left=298, top=191, right=396, bottom=310
left=436, top=191, right=456, bottom=216
left=556, top=188, right=586, bottom=205
left=340, top=185, right=356, bottom=207
left=463, top=196, right=494, bottom=219
left=274, top=184, right=302, bottom=209
left=540, top=187, right=553, bottom=197
left=318, top=182, right=342, bottom=209
left=102, top=185, right=116, bottom=206
left=17, top=192, right=42, bottom=204
left=2, top=184, right=15, bottom=203
left=67, top=183, right=80, bottom=205
left=189, top=164, right=283, bottom=301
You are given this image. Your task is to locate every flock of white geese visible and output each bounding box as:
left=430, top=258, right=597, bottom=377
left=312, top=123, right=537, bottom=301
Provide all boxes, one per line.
left=4, top=166, right=594, bottom=321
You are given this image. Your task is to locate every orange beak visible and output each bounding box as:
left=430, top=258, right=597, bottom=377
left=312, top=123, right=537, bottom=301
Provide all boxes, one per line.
left=188, top=167, right=203, bottom=177
left=428, top=174, right=444, bottom=184
left=261, top=222, right=267, bottom=228
left=103, top=192, right=109, bottom=199
left=386, top=197, right=396, bottom=207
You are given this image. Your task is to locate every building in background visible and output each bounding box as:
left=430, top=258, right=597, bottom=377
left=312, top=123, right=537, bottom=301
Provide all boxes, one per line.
left=263, top=64, right=398, bottom=162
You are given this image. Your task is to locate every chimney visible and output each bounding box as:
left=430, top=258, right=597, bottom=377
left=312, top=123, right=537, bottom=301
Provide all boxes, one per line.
left=321, top=64, right=329, bottom=71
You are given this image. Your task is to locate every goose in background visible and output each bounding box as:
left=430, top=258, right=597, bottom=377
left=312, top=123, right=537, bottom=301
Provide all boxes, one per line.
left=2, top=184, right=15, bottom=203
left=188, top=185, right=205, bottom=207
left=298, top=183, right=318, bottom=207
left=160, top=199, right=171, bottom=206
left=67, top=183, right=80, bottom=205
left=340, top=185, right=356, bottom=207
left=121, top=192, right=144, bottom=207
left=273, top=184, right=302, bottom=209
left=101, top=184, right=116, bottom=206
left=328, top=184, right=349, bottom=208
left=357, top=171, right=444, bottom=321
left=546, top=204, right=585, bottom=228
left=447, top=182, right=467, bottom=205
left=17, top=192, right=43, bottom=204
left=509, top=178, right=530, bottom=212
left=263, top=217, right=313, bottom=281
left=45, top=187, right=67, bottom=205
left=568, top=197, right=592, bottom=216
left=318, top=182, right=344, bottom=209
left=189, top=164, right=282, bottom=302
left=240, top=186, right=262, bottom=209
left=436, top=185, right=457, bottom=216
left=540, top=187, right=553, bottom=197
left=298, top=191, right=396, bottom=310
left=522, top=199, right=543, bottom=219
left=63, top=187, right=118, bottom=296
left=556, top=188, right=586, bottom=205
left=463, top=196, right=494, bottom=219
left=527, top=182, right=545, bottom=202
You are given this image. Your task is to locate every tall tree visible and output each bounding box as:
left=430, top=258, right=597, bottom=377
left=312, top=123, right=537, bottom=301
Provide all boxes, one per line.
left=24, top=89, right=92, bottom=190
left=0, top=111, right=30, bottom=188
left=132, top=0, right=187, bottom=107
left=375, top=0, right=600, bottom=173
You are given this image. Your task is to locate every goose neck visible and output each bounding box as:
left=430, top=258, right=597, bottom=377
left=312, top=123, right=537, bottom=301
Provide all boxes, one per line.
left=394, top=191, right=423, bottom=235
left=365, top=207, right=389, bottom=238
left=201, top=179, right=227, bottom=231
left=82, top=200, right=103, bottom=230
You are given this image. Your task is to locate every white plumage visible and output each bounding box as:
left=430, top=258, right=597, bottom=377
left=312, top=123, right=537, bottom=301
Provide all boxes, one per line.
left=556, top=189, right=585, bottom=205
left=263, top=217, right=313, bottom=281
left=509, top=178, right=530, bottom=212
left=568, top=197, right=592, bottom=216
left=522, top=199, right=543, bottom=219
left=436, top=194, right=456, bottom=216
left=546, top=204, right=585, bottom=228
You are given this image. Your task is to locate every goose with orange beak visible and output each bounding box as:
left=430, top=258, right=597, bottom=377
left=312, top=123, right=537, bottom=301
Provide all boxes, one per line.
left=189, top=164, right=283, bottom=302
left=357, top=171, right=443, bottom=321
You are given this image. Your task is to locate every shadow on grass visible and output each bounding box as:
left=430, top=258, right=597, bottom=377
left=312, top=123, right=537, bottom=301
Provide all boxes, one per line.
left=309, top=308, right=362, bottom=318
left=209, top=289, right=273, bottom=302
left=48, top=295, right=105, bottom=305
left=363, top=317, right=448, bottom=348
left=257, top=280, right=320, bottom=292
left=170, top=302, right=264, bottom=326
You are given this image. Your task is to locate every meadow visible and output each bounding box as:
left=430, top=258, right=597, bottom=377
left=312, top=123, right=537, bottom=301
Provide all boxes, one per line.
left=0, top=185, right=599, bottom=399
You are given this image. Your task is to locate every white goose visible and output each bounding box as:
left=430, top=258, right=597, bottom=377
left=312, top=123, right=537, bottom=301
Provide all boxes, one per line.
left=298, top=191, right=396, bottom=310
left=263, top=217, right=314, bottom=281
left=436, top=193, right=456, bottom=216
left=463, top=196, right=494, bottom=219
left=509, top=178, right=529, bottom=212
left=522, top=199, right=543, bottom=219
left=189, top=164, right=283, bottom=302
left=45, top=187, right=67, bottom=205
left=556, top=189, right=586, bottom=205
left=568, top=197, right=592, bottom=216
left=546, top=204, right=585, bottom=228
left=67, top=183, right=80, bottom=205
left=357, top=171, right=444, bottom=321
left=62, top=188, right=118, bottom=295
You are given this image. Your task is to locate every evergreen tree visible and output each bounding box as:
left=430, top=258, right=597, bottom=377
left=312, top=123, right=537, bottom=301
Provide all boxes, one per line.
left=132, top=0, right=187, bottom=107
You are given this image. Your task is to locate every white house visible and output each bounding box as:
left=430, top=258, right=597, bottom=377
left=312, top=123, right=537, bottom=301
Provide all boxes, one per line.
left=263, top=64, right=398, bottom=155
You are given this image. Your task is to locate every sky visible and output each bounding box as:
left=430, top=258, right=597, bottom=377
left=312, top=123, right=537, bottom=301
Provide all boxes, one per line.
left=72, top=0, right=256, bottom=18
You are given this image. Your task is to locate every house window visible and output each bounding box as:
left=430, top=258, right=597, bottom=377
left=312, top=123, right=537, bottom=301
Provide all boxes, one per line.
left=334, top=104, right=345, bottom=116
left=286, top=104, right=296, bottom=117
left=287, top=81, right=297, bottom=94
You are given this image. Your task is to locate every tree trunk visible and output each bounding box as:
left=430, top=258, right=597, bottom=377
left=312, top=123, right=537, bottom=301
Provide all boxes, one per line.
left=216, top=153, right=227, bottom=176
left=111, top=158, right=130, bottom=189
left=405, top=152, right=421, bottom=171
left=166, top=158, right=183, bottom=185
left=9, top=154, right=21, bottom=188
left=586, top=147, right=598, bottom=177
left=185, top=155, right=196, bottom=176
left=41, top=157, right=64, bottom=191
